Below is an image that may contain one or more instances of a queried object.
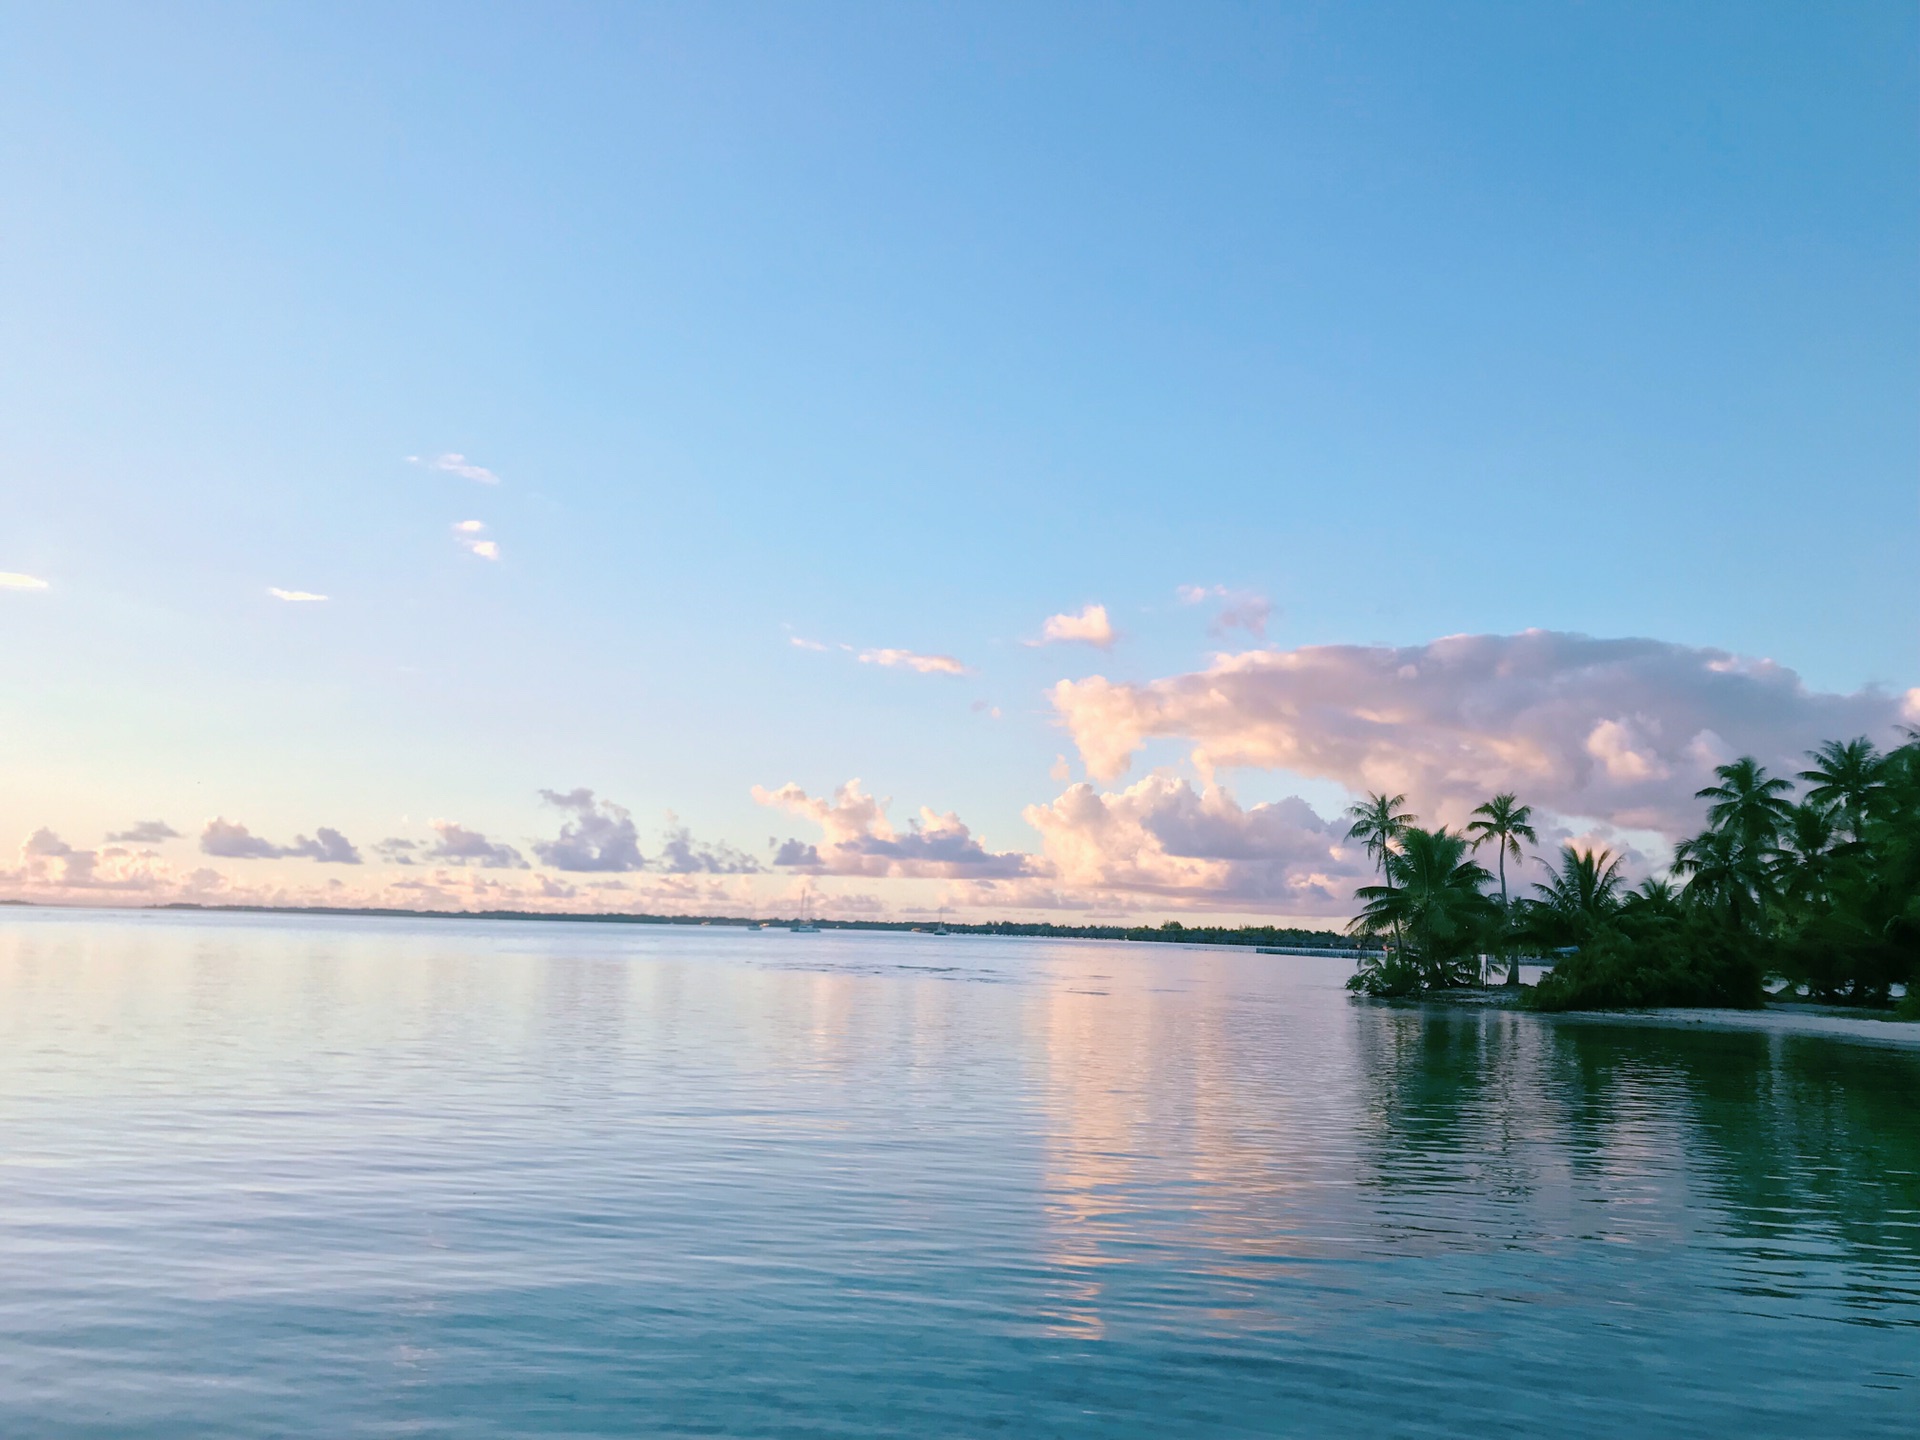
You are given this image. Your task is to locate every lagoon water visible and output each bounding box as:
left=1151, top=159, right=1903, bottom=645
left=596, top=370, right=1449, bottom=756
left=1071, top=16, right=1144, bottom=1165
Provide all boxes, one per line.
left=0, top=910, right=1915, bottom=1438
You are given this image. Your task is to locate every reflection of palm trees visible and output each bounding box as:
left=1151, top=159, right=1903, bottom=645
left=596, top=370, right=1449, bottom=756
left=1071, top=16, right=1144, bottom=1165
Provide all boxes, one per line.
left=1354, top=1010, right=1920, bottom=1275
left=1350, top=1008, right=1549, bottom=1223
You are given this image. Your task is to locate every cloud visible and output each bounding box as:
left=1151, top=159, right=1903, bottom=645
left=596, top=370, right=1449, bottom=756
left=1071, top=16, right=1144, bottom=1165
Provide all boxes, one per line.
left=656, top=818, right=760, bottom=874
left=1018, top=775, right=1369, bottom=913
left=199, top=819, right=362, bottom=864
left=268, top=588, right=328, bottom=603
left=1178, top=585, right=1271, bottom=639
left=771, top=838, right=822, bottom=867
left=409, top=453, right=501, bottom=484
left=858, top=648, right=971, bottom=676
left=789, top=636, right=829, bottom=652
left=533, top=789, right=645, bottom=872
left=11, top=829, right=172, bottom=891
left=453, top=521, right=500, bottom=561
left=753, top=779, right=1032, bottom=878
left=1, top=573, right=50, bottom=590
left=424, top=820, right=529, bottom=869
left=106, top=820, right=180, bottom=844
left=1033, top=603, right=1117, bottom=650
left=1051, top=630, right=1910, bottom=838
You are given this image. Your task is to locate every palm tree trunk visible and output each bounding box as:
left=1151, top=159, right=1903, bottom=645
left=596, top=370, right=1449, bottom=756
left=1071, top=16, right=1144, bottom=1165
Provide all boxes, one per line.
left=1500, top=845, right=1521, bottom=985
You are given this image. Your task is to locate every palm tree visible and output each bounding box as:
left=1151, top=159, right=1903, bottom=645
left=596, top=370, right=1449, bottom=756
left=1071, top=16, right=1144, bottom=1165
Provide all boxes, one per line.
left=1696, top=757, right=1794, bottom=851
left=1798, top=738, right=1883, bottom=837
left=1350, top=826, right=1496, bottom=989
left=1624, top=875, right=1681, bottom=916
left=1532, top=846, right=1625, bottom=939
left=1674, top=827, right=1768, bottom=929
left=1465, top=793, right=1536, bottom=984
left=1771, top=801, right=1837, bottom=915
left=1343, top=793, right=1417, bottom=878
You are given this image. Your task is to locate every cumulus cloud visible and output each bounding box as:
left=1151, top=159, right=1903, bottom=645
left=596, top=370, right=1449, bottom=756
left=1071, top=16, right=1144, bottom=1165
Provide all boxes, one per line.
left=409, top=453, right=501, bottom=485
left=753, top=779, right=1032, bottom=879
left=1020, top=775, right=1369, bottom=913
left=424, top=820, right=529, bottom=869
left=1051, top=630, right=1910, bottom=838
left=1033, top=603, right=1117, bottom=650
left=268, top=588, right=328, bottom=603
left=859, top=648, right=971, bottom=676
left=106, top=820, right=180, bottom=844
left=656, top=818, right=760, bottom=874
left=533, top=789, right=645, bottom=872
left=199, top=819, right=362, bottom=864
left=11, top=829, right=171, bottom=891
left=1177, top=585, right=1271, bottom=639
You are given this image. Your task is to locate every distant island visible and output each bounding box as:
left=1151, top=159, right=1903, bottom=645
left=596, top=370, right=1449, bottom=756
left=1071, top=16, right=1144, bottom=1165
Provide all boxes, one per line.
left=146, top=902, right=1362, bottom=952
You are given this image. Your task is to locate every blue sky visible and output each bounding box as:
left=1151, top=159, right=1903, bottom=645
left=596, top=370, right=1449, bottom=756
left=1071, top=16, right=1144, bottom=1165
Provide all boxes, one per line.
left=2, top=3, right=1914, bottom=919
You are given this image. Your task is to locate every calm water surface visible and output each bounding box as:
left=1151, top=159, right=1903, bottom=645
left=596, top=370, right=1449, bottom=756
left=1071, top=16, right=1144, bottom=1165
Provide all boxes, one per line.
left=0, top=909, right=1915, bottom=1437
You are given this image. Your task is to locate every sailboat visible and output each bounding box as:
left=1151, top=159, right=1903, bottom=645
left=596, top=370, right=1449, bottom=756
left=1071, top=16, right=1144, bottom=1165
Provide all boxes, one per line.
left=791, top=886, right=820, bottom=933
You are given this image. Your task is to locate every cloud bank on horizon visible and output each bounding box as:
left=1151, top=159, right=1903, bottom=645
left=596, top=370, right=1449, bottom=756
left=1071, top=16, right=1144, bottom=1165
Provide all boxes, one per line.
left=6, top=629, right=1911, bottom=924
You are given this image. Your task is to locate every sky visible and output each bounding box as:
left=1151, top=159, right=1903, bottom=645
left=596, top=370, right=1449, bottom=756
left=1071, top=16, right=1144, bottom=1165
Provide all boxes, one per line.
left=1, top=1, right=1915, bottom=922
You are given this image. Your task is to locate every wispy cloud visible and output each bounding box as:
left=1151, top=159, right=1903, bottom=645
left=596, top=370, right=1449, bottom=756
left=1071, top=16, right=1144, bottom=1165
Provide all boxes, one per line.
left=859, top=648, right=971, bottom=676
left=0, top=572, right=49, bottom=591
left=1032, top=603, right=1117, bottom=650
left=453, top=521, right=500, bottom=561
left=789, top=636, right=829, bottom=652
left=1178, top=585, right=1271, bottom=639
left=409, top=453, right=502, bottom=485
left=268, top=587, right=328, bottom=603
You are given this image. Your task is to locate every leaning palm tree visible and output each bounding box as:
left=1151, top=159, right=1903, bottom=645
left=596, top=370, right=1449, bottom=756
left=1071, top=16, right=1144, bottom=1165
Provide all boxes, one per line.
left=1696, top=757, right=1794, bottom=851
left=1343, top=792, right=1417, bottom=878
left=1798, top=737, right=1883, bottom=838
left=1464, top=793, right=1536, bottom=984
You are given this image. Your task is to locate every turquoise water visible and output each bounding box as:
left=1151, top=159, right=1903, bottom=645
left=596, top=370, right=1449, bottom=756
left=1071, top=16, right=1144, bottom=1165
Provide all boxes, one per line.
left=0, top=910, right=1915, bottom=1438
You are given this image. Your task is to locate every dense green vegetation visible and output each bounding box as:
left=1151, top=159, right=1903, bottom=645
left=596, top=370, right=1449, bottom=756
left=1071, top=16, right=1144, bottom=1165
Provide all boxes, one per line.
left=1343, top=728, right=1920, bottom=1011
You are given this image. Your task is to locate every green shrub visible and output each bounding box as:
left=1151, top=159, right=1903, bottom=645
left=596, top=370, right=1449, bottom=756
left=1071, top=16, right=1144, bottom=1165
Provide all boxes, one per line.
left=1526, top=921, right=1767, bottom=1012
left=1345, top=952, right=1424, bottom=998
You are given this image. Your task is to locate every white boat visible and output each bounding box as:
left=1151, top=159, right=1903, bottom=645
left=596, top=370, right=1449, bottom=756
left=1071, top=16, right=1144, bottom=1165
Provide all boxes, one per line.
left=791, top=887, right=820, bottom=933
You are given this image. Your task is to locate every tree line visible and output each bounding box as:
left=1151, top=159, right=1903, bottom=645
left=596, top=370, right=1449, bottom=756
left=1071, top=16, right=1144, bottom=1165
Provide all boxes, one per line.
left=1340, top=728, right=1920, bottom=1013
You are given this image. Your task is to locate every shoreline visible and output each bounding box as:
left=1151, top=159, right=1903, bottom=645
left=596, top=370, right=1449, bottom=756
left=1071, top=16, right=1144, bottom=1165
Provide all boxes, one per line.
left=1405, top=986, right=1920, bottom=1049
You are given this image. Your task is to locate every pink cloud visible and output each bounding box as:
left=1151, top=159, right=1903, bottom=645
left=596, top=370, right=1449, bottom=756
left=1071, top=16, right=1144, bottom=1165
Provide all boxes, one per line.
left=1051, top=630, right=1908, bottom=838
left=858, top=648, right=971, bottom=676
left=1033, top=603, right=1118, bottom=650
left=1019, top=774, right=1366, bottom=913
left=754, top=779, right=1033, bottom=879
